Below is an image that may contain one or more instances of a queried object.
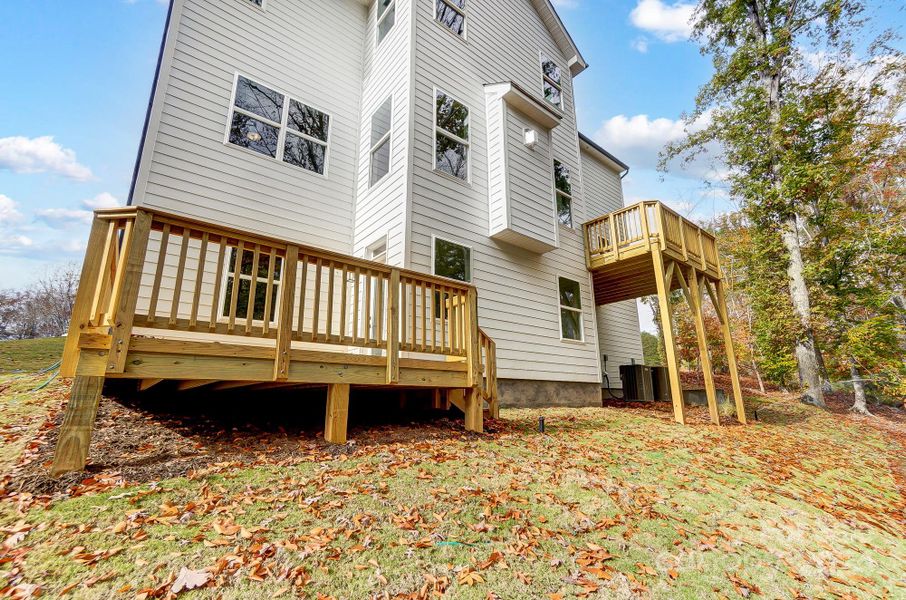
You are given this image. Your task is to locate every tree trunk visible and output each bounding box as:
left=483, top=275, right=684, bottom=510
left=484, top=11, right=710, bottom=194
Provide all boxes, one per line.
left=781, top=218, right=826, bottom=407
left=849, top=361, right=871, bottom=416
left=751, top=358, right=766, bottom=394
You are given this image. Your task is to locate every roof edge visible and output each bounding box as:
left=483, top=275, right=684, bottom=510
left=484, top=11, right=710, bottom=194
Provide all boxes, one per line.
left=578, top=132, right=630, bottom=173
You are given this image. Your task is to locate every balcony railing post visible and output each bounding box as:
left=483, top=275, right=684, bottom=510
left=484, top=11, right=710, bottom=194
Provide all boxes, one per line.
left=386, top=268, right=400, bottom=384
left=106, top=209, right=153, bottom=374
left=608, top=216, right=620, bottom=260
left=639, top=202, right=651, bottom=250
left=466, top=288, right=481, bottom=387
left=274, top=245, right=299, bottom=381
left=655, top=204, right=667, bottom=250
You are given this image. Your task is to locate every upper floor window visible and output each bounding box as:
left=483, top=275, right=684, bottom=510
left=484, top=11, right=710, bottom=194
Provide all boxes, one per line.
left=436, top=0, right=466, bottom=37
left=377, top=0, right=396, bottom=44
left=541, top=54, right=563, bottom=109
left=245, top=0, right=264, bottom=7
left=554, top=160, right=573, bottom=227
left=227, top=75, right=330, bottom=175
left=434, top=89, right=469, bottom=181
left=558, top=277, right=583, bottom=341
left=370, top=98, right=393, bottom=186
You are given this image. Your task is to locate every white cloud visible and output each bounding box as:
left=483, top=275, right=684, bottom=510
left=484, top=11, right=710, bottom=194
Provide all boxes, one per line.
left=81, top=192, right=121, bottom=210
left=0, top=195, right=24, bottom=225
left=631, top=37, right=650, bottom=53
left=629, top=0, right=695, bottom=42
left=35, top=208, right=94, bottom=227
left=0, top=136, right=93, bottom=181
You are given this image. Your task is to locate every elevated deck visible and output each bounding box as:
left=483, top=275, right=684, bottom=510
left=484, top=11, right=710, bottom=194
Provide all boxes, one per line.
left=54, top=208, right=498, bottom=474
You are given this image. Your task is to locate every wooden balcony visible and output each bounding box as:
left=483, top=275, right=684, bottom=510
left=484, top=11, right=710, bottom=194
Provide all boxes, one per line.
left=53, top=207, right=497, bottom=475
left=584, top=201, right=721, bottom=305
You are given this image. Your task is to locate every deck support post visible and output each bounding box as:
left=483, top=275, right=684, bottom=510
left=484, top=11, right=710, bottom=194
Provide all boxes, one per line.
left=324, top=383, right=350, bottom=444
left=274, top=245, right=299, bottom=381
left=463, top=387, right=483, bottom=433
left=651, top=250, right=686, bottom=425
left=687, top=270, right=720, bottom=424
left=51, top=376, right=105, bottom=476
left=714, top=280, right=747, bottom=424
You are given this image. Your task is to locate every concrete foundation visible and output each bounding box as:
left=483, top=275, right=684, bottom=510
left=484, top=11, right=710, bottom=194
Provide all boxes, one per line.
left=498, top=379, right=601, bottom=408
left=683, top=388, right=728, bottom=406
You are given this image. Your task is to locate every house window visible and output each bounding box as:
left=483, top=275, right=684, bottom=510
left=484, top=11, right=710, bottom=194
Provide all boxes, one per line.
left=554, top=160, right=573, bottom=227
left=434, top=89, right=469, bottom=181
left=227, top=74, right=330, bottom=175
left=370, top=98, right=393, bottom=186
left=435, top=0, right=466, bottom=37
left=222, top=247, right=283, bottom=322
left=245, top=0, right=264, bottom=7
left=377, top=0, right=396, bottom=44
left=541, top=54, right=563, bottom=109
left=433, top=236, right=471, bottom=318
left=558, top=277, right=583, bottom=341
left=367, top=237, right=388, bottom=263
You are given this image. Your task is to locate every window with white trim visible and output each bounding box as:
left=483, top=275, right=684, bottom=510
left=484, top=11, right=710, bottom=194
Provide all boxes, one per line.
left=433, top=236, right=471, bottom=318
left=221, top=248, right=283, bottom=322
left=435, top=0, right=466, bottom=37
left=434, top=89, right=469, bottom=181
left=376, top=0, right=396, bottom=44
left=370, top=98, right=392, bottom=186
left=541, top=54, right=563, bottom=109
left=554, top=159, right=573, bottom=227
left=367, top=237, right=388, bottom=263
left=227, top=75, right=330, bottom=175
left=245, top=0, right=264, bottom=7
left=558, top=277, right=583, bottom=341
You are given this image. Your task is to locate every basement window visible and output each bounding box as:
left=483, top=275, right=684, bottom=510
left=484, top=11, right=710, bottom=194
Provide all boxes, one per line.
left=226, top=74, right=331, bottom=175
left=221, top=247, right=283, bottom=322
left=435, top=0, right=466, bottom=37
left=554, top=159, right=573, bottom=227
left=370, top=97, right=393, bottom=186
left=558, top=276, right=583, bottom=341
left=541, top=54, right=563, bottom=109
left=434, top=89, right=469, bottom=181
left=376, top=0, right=396, bottom=44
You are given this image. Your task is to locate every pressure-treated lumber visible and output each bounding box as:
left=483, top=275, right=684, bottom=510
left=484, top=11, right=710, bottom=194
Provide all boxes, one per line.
left=51, top=376, right=105, bottom=476
left=324, top=383, right=350, bottom=444
left=463, top=387, right=483, bottom=433
left=138, top=378, right=164, bottom=392
left=651, top=251, right=686, bottom=425
left=687, top=270, right=720, bottom=424
left=715, top=280, right=747, bottom=424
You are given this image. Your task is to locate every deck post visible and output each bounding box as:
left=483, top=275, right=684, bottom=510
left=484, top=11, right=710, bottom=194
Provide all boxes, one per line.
left=386, top=269, right=400, bottom=384
left=61, top=218, right=115, bottom=377
left=274, top=245, right=299, bottom=381
left=463, top=387, right=483, bottom=433
left=324, top=383, right=350, bottom=444
left=687, top=271, right=720, bottom=424
left=51, top=376, right=105, bottom=476
left=106, top=210, right=153, bottom=374
left=714, top=280, right=747, bottom=424
left=651, top=250, right=686, bottom=425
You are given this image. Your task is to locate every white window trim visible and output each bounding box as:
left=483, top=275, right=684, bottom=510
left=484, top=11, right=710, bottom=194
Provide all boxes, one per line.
left=430, top=234, right=473, bottom=283
left=217, top=247, right=284, bottom=326
left=554, top=158, right=573, bottom=229
left=238, top=0, right=267, bottom=11
left=223, top=72, right=333, bottom=179
left=540, top=52, right=564, bottom=110
left=376, top=0, right=396, bottom=45
left=556, top=274, right=585, bottom=343
left=369, top=97, right=393, bottom=187
left=432, top=87, right=471, bottom=185
left=366, top=234, right=389, bottom=263
left=434, top=0, right=467, bottom=41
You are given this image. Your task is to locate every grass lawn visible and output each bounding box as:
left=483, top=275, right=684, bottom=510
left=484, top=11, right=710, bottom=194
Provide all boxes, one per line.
left=0, top=337, right=65, bottom=373
left=0, top=371, right=903, bottom=598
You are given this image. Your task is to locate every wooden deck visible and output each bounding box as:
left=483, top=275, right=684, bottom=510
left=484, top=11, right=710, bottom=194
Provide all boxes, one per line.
left=583, top=201, right=746, bottom=428
left=53, top=207, right=498, bottom=475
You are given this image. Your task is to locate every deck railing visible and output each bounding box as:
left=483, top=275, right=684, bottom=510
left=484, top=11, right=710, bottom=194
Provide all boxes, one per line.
left=583, top=201, right=720, bottom=274
left=62, top=208, right=497, bottom=407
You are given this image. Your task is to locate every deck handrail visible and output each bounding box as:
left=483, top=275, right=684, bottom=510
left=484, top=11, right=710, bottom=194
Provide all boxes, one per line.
left=583, top=201, right=721, bottom=274
left=62, top=207, right=496, bottom=397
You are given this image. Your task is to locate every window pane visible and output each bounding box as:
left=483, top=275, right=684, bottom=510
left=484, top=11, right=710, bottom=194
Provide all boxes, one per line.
left=542, top=58, right=561, bottom=86
left=558, top=277, right=581, bottom=309
left=283, top=133, right=326, bottom=174
left=371, top=98, right=392, bottom=147
left=287, top=100, right=329, bottom=141
left=434, top=238, right=470, bottom=281
left=436, top=0, right=465, bottom=36
left=378, top=1, right=395, bottom=42
left=560, top=308, right=582, bottom=340
left=554, top=160, right=571, bottom=195
left=435, top=134, right=468, bottom=180
left=234, top=76, right=284, bottom=123
left=377, top=0, right=393, bottom=18
left=222, top=278, right=279, bottom=322
left=543, top=81, right=562, bottom=107
left=557, top=193, right=572, bottom=227
left=371, top=137, right=391, bottom=185
left=229, top=113, right=279, bottom=157
left=435, top=91, right=468, bottom=139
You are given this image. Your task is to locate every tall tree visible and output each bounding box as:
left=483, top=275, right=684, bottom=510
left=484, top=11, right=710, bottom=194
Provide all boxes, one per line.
left=664, top=0, right=893, bottom=406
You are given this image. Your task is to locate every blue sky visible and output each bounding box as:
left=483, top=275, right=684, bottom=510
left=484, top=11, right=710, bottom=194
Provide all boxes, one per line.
left=0, top=0, right=902, bottom=326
